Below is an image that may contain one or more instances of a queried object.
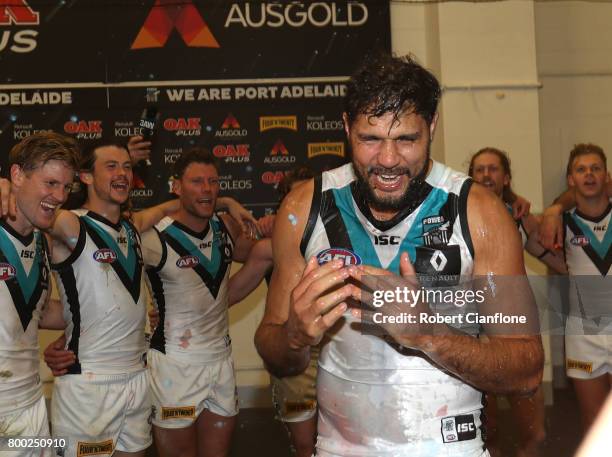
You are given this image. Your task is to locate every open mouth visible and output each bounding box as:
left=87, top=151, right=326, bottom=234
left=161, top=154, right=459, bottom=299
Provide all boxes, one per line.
left=40, top=201, right=58, bottom=215
left=111, top=181, right=129, bottom=191
left=197, top=198, right=213, bottom=204
left=371, top=172, right=405, bottom=191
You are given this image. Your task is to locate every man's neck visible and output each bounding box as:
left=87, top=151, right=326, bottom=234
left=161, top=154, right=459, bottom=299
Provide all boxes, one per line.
left=6, top=206, right=34, bottom=237
left=173, top=208, right=209, bottom=233
left=83, top=197, right=121, bottom=224
left=575, top=193, right=609, bottom=219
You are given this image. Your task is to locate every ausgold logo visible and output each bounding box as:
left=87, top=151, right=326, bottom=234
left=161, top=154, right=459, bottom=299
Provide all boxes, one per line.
left=259, top=116, right=297, bottom=132
left=307, top=142, right=345, bottom=158
left=131, top=0, right=219, bottom=49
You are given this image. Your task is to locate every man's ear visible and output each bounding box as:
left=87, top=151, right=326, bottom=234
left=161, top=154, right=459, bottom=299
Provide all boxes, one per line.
left=429, top=113, right=439, bottom=140
left=172, top=178, right=182, bottom=196
left=342, top=112, right=350, bottom=139
left=79, top=171, right=93, bottom=185
left=10, top=164, right=24, bottom=188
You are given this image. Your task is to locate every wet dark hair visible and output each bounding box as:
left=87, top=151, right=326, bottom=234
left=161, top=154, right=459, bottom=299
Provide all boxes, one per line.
left=468, top=147, right=518, bottom=204
left=65, top=139, right=130, bottom=210
left=79, top=139, right=128, bottom=172
left=173, top=147, right=219, bottom=179
left=344, top=53, right=441, bottom=127
left=566, top=143, right=607, bottom=176
left=277, top=165, right=314, bottom=201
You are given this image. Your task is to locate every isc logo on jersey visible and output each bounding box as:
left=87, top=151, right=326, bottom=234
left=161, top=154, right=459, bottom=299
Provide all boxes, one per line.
left=176, top=255, right=200, bottom=269
left=0, top=263, right=16, bottom=280
left=570, top=236, right=590, bottom=246
left=316, top=248, right=361, bottom=266
left=93, top=249, right=117, bottom=263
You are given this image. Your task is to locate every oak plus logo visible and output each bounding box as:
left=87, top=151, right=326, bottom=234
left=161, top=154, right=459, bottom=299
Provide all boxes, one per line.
left=163, top=117, right=201, bottom=136
left=264, top=140, right=296, bottom=165
left=213, top=144, right=250, bottom=164
left=0, top=0, right=40, bottom=53
left=64, top=120, right=103, bottom=140
left=215, top=114, right=247, bottom=139
left=131, top=0, right=219, bottom=49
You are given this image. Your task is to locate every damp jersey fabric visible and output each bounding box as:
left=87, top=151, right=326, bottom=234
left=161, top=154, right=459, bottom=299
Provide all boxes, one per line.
left=0, top=221, right=50, bottom=415
left=301, top=162, right=487, bottom=456
left=141, top=215, right=234, bottom=363
left=563, top=203, right=612, bottom=331
left=52, top=209, right=148, bottom=375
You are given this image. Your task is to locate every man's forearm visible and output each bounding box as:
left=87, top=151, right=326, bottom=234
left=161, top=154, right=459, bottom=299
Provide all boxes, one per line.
left=255, top=323, right=310, bottom=378
left=551, top=188, right=576, bottom=212
left=415, top=333, right=544, bottom=394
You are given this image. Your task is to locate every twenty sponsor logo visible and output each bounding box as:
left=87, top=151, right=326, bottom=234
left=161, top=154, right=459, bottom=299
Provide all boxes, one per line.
left=259, top=115, right=297, bottom=132
left=307, top=142, right=344, bottom=158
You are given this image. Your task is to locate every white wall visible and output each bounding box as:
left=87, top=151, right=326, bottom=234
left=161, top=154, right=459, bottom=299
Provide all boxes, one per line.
left=536, top=0, right=612, bottom=204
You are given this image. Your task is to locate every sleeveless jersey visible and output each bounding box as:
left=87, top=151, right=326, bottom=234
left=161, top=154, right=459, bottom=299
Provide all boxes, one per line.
left=563, top=203, right=611, bottom=327
left=143, top=216, right=234, bottom=363
left=52, top=210, right=147, bottom=374
left=0, top=222, right=50, bottom=414
left=302, top=162, right=485, bottom=456
left=504, top=203, right=528, bottom=247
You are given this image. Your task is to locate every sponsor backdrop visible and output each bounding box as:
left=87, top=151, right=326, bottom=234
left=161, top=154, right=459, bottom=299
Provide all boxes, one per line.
left=0, top=0, right=390, bottom=215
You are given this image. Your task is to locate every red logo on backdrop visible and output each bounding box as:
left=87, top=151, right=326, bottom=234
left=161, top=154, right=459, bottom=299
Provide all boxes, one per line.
left=0, top=0, right=39, bottom=25
left=213, top=144, right=249, bottom=158
left=131, top=0, right=219, bottom=49
left=270, top=140, right=288, bottom=156
left=221, top=114, right=240, bottom=129
left=64, top=121, right=102, bottom=135
left=261, top=171, right=287, bottom=185
left=163, top=118, right=201, bottom=131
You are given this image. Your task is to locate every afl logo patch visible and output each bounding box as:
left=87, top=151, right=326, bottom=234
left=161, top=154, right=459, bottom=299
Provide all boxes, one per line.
left=316, top=248, right=362, bottom=266
left=93, top=248, right=117, bottom=263
left=0, top=263, right=16, bottom=280
left=570, top=236, right=590, bottom=246
left=176, top=255, right=199, bottom=269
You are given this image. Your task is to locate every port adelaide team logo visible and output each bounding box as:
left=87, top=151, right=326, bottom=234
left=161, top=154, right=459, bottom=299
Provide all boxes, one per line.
left=316, top=248, right=361, bottom=266
left=416, top=215, right=461, bottom=285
